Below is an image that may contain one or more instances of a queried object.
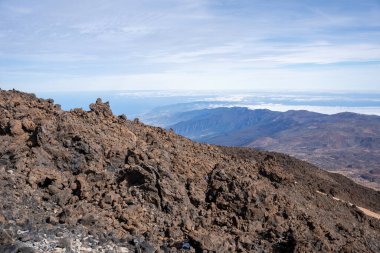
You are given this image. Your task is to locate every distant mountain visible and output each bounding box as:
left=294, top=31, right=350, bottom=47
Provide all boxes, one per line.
left=168, top=107, right=380, bottom=190
left=141, top=101, right=238, bottom=126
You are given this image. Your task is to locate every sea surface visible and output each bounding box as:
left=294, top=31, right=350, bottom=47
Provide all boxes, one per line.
left=37, top=90, right=380, bottom=122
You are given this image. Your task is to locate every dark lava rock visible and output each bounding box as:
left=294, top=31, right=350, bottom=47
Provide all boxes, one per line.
left=0, top=90, right=379, bottom=252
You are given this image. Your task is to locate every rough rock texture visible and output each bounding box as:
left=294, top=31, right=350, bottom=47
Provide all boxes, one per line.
left=0, top=90, right=379, bottom=252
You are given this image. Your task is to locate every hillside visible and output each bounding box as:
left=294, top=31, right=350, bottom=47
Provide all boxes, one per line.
left=0, top=90, right=379, bottom=252
left=168, top=107, right=380, bottom=190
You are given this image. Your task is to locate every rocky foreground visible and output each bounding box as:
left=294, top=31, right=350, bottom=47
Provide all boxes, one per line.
left=0, top=90, right=379, bottom=253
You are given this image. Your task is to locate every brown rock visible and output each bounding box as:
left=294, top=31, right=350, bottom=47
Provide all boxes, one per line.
left=21, top=118, right=36, bottom=132
left=9, top=120, right=24, bottom=135
left=0, top=213, right=6, bottom=223
left=0, top=90, right=379, bottom=253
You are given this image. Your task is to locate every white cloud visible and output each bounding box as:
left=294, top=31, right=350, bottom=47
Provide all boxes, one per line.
left=242, top=43, right=380, bottom=65
left=151, top=44, right=243, bottom=63
left=203, top=95, right=248, bottom=102
left=244, top=104, right=380, bottom=116
left=6, top=5, right=32, bottom=14
left=1, top=0, right=380, bottom=91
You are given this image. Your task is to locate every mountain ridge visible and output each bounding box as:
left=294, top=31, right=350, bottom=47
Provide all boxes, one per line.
left=168, top=107, right=380, bottom=190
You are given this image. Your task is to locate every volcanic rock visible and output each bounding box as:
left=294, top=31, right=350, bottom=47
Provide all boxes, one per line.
left=0, top=90, right=379, bottom=252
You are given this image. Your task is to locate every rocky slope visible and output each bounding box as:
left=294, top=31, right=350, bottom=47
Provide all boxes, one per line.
left=0, top=90, right=379, bottom=253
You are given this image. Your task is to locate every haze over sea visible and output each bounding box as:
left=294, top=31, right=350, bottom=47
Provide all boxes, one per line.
left=37, top=90, right=380, bottom=123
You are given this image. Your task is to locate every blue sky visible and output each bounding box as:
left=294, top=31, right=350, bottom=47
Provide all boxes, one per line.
left=1, top=0, right=380, bottom=92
